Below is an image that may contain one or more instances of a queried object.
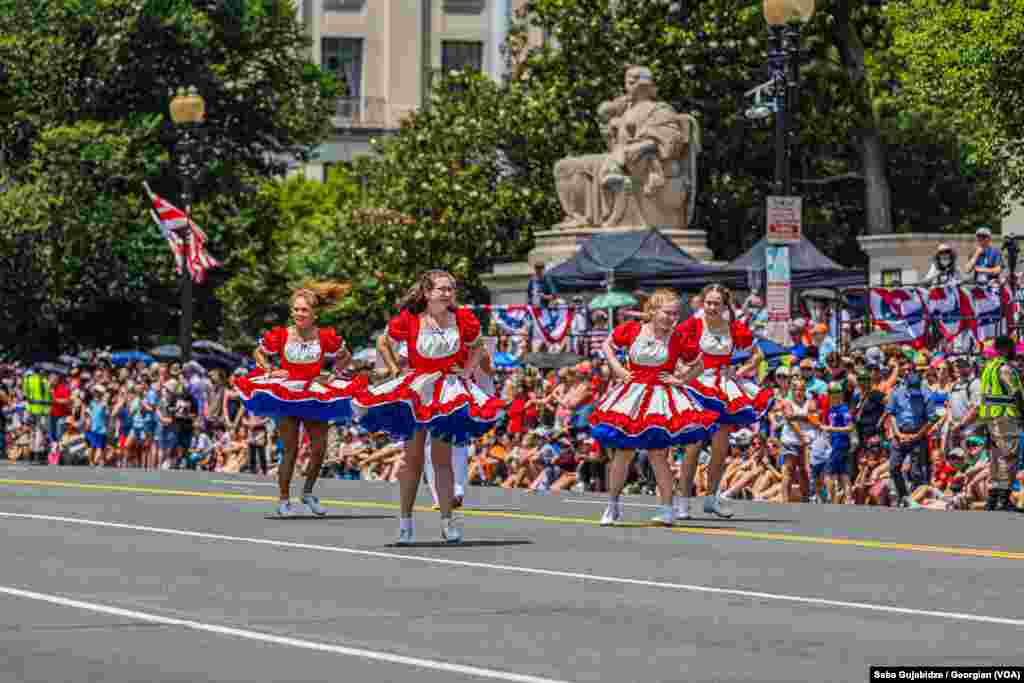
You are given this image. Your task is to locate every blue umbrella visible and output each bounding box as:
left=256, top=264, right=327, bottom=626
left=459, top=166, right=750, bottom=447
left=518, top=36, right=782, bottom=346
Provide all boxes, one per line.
left=149, top=344, right=182, bottom=361
left=731, top=337, right=793, bottom=365
left=194, top=340, right=232, bottom=355
left=493, top=352, right=521, bottom=369
left=111, top=350, right=155, bottom=367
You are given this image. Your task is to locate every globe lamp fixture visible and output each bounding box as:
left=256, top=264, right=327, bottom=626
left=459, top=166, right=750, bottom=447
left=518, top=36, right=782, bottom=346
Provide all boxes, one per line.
left=169, top=86, right=206, bottom=125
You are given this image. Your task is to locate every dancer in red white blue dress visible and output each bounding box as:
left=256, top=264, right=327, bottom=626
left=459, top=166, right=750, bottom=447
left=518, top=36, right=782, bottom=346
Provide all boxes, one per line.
left=235, top=283, right=357, bottom=517
left=351, top=270, right=504, bottom=544
left=590, top=289, right=719, bottom=527
left=677, top=283, right=774, bottom=518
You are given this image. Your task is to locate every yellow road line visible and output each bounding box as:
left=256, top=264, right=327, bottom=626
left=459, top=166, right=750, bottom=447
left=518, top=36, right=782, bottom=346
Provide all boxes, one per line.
left=2, top=478, right=1023, bottom=561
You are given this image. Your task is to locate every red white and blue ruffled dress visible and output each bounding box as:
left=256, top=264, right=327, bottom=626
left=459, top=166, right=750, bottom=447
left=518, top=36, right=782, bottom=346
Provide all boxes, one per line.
left=589, top=321, right=720, bottom=450
left=678, top=317, right=773, bottom=426
left=350, top=308, right=504, bottom=446
left=234, top=327, right=356, bottom=424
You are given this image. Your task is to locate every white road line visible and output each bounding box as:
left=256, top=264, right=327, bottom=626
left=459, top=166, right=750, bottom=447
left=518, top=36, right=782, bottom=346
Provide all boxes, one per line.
left=2, top=511, right=1022, bottom=628
left=0, top=585, right=571, bottom=683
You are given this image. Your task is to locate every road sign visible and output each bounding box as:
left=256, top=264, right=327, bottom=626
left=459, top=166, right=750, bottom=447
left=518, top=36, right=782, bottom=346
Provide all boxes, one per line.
left=766, top=196, right=802, bottom=244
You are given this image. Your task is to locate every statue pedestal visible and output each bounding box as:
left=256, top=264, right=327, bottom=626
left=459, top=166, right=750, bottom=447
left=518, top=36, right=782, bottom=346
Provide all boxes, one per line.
left=528, top=226, right=713, bottom=266
left=482, top=226, right=713, bottom=304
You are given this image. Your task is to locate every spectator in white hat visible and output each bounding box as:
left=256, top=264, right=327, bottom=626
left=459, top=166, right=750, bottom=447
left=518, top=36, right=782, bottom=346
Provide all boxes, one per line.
left=922, top=243, right=961, bottom=287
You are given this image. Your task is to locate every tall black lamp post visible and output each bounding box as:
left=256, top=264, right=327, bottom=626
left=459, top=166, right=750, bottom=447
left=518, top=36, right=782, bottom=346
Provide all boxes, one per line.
left=763, top=0, right=813, bottom=195
left=760, top=0, right=813, bottom=345
left=1006, top=236, right=1020, bottom=338
left=169, top=86, right=206, bottom=364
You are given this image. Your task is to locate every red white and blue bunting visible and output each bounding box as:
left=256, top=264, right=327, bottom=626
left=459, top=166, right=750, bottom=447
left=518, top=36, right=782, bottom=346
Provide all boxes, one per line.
left=483, top=305, right=576, bottom=345
left=870, top=286, right=1010, bottom=346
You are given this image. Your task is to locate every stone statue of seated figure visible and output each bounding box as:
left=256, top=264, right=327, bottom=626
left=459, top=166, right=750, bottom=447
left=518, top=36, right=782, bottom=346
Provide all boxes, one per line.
left=553, top=65, right=700, bottom=231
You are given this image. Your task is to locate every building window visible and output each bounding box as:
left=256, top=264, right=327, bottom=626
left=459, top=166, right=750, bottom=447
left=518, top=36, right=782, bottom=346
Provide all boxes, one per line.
left=322, top=37, right=363, bottom=100
left=442, top=41, right=484, bottom=73
left=881, top=269, right=902, bottom=287
left=443, top=0, right=485, bottom=14
left=324, top=0, right=364, bottom=10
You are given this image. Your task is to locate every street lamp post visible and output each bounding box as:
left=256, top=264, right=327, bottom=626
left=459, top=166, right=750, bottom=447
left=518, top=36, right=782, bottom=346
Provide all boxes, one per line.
left=169, top=86, right=206, bottom=364
left=762, top=0, right=813, bottom=345
left=763, top=0, right=813, bottom=194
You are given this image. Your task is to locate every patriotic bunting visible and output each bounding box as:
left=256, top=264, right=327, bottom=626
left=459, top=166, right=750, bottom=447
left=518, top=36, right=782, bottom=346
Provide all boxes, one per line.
left=530, top=305, right=575, bottom=345
left=870, top=285, right=1012, bottom=345
left=483, top=305, right=576, bottom=345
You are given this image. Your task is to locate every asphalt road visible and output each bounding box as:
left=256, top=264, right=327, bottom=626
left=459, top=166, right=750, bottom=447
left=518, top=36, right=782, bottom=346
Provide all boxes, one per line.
left=0, top=463, right=1021, bottom=683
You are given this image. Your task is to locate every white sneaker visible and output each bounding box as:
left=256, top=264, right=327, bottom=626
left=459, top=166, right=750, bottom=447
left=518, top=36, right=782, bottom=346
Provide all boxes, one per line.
left=276, top=501, right=294, bottom=517
left=442, top=517, right=463, bottom=544
left=396, top=526, right=415, bottom=545
left=674, top=497, right=691, bottom=520
left=600, top=502, right=621, bottom=526
left=703, top=494, right=734, bottom=519
left=650, top=505, right=674, bottom=526
left=301, top=494, right=327, bottom=516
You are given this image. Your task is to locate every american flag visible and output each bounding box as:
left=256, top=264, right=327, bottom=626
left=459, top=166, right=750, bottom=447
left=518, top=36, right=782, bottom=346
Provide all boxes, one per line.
left=144, top=183, right=220, bottom=283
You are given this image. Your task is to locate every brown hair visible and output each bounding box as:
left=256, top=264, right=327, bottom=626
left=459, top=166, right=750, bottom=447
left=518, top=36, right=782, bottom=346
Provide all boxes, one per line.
left=291, top=281, right=351, bottom=310
left=642, top=288, right=681, bottom=321
left=699, top=283, right=734, bottom=321
left=397, top=270, right=457, bottom=314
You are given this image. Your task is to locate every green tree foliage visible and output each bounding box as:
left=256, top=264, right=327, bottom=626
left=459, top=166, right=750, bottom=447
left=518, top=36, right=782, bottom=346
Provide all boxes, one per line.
left=215, top=165, right=363, bottom=349
left=504, top=0, right=1001, bottom=255
left=320, top=71, right=564, bottom=346
left=888, top=0, right=1024, bottom=202
left=0, top=0, right=335, bottom=353
left=260, top=0, right=1002, bottom=348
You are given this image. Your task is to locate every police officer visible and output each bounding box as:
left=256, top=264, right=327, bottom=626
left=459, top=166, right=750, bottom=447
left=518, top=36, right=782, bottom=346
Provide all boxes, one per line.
left=884, top=364, right=939, bottom=508
left=22, top=365, right=51, bottom=465
left=978, top=335, right=1023, bottom=512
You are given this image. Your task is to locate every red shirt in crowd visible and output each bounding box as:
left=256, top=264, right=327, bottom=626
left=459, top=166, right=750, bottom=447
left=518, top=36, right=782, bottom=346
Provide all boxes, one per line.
left=50, top=382, right=71, bottom=418
left=933, top=461, right=958, bottom=490
left=507, top=393, right=538, bottom=434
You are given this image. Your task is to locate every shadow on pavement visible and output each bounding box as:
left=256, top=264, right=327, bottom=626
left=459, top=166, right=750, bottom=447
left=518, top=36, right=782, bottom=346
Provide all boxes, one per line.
left=691, top=518, right=797, bottom=524
left=385, top=540, right=534, bottom=549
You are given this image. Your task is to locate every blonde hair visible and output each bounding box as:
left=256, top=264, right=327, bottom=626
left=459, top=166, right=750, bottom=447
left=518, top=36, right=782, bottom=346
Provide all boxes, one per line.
left=642, top=288, right=681, bottom=321
left=291, top=281, right=351, bottom=310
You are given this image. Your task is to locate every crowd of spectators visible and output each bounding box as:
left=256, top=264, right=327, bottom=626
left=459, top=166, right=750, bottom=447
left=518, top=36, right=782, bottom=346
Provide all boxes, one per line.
left=2, top=293, right=1022, bottom=513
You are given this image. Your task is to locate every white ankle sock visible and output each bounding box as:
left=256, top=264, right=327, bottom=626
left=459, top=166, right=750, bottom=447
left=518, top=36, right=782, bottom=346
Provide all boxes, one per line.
left=399, top=517, right=414, bottom=532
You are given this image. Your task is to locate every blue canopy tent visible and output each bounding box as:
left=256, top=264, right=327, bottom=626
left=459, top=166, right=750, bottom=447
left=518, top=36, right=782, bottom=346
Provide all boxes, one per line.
left=726, top=237, right=867, bottom=291
left=544, top=228, right=725, bottom=293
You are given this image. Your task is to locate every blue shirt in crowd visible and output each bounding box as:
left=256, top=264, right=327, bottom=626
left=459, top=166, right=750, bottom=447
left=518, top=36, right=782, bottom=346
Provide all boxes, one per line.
left=974, top=246, right=1002, bottom=285
left=885, top=384, right=936, bottom=434
left=828, top=404, right=852, bottom=452
left=817, top=336, right=837, bottom=364
left=131, top=398, right=157, bottom=432
left=89, top=400, right=109, bottom=436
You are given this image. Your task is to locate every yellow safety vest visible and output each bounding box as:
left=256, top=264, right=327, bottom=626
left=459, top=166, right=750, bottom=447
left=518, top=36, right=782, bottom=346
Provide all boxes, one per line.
left=24, top=373, right=51, bottom=417
left=979, top=357, right=1021, bottom=420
